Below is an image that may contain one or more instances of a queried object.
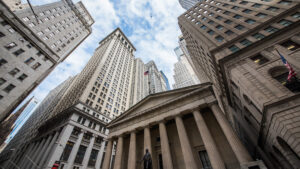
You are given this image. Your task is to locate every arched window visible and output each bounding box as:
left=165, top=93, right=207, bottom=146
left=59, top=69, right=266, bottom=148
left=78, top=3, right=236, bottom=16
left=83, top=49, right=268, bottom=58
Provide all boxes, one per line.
left=269, top=66, right=300, bottom=93
left=272, top=145, right=293, bottom=169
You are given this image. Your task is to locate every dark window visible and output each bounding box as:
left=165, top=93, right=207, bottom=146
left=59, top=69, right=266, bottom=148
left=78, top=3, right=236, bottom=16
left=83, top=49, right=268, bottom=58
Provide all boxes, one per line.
left=74, top=145, right=87, bottom=164
left=60, top=141, right=74, bottom=161
left=13, top=49, right=25, bottom=56
left=270, top=67, right=300, bottom=92
left=267, top=7, right=279, bottom=11
left=235, top=24, right=245, bottom=30
left=224, top=20, right=232, bottom=24
left=216, top=25, right=223, bottom=30
left=240, top=39, right=252, bottom=46
left=88, top=149, right=99, bottom=167
left=0, top=95, right=3, bottom=100
left=215, top=36, right=224, bottom=42
left=0, top=32, right=5, bottom=38
left=72, top=127, right=81, bottom=136
left=250, top=54, right=269, bottom=65
left=216, top=16, right=222, bottom=20
left=18, top=74, right=27, bottom=81
left=0, top=59, right=7, bottom=66
left=95, top=136, right=103, bottom=144
left=201, top=25, right=207, bottom=30
left=208, top=20, right=214, bottom=24
left=291, top=12, right=300, bottom=19
left=243, top=9, right=252, bottom=14
left=252, top=33, right=265, bottom=40
left=3, top=84, right=15, bottom=93
left=77, top=116, right=82, bottom=122
left=278, top=0, right=292, bottom=5
left=32, top=62, right=41, bottom=70
left=24, top=57, right=35, bottom=65
left=245, top=19, right=256, bottom=24
left=207, top=30, right=214, bottom=35
left=5, top=42, right=17, bottom=50
left=198, top=150, right=212, bottom=169
left=240, top=1, right=248, bottom=4
left=264, top=26, right=278, bottom=33
left=278, top=19, right=292, bottom=26
left=0, top=78, right=6, bottom=86
left=9, top=68, right=20, bottom=76
left=229, top=45, right=240, bottom=53
left=256, top=13, right=267, bottom=18
left=225, top=30, right=234, bottom=35
left=232, top=6, right=239, bottom=10
left=252, top=3, right=262, bottom=8
left=233, top=14, right=242, bottom=19
left=280, top=40, right=300, bottom=51
left=1, top=21, right=9, bottom=26
left=223, top=11, right=230, bottom=15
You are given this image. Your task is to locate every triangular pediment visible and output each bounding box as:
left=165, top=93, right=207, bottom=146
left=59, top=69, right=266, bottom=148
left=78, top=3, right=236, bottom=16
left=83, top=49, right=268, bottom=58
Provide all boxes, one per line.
left=108, top=83, right=212, bottom=127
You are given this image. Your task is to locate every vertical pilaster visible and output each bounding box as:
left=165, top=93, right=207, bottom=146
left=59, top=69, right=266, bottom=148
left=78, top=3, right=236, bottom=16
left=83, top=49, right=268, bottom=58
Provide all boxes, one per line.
left=102, top=139, right=113, bottom=169
left=114, top=136, right=124, bottom=169
left=66, top=131, right=84, bottom=169
left=128, top=132, right=136, bottom=169
left=39, top=131, right=59, bottom=168
left=34, top=135, right=52, bottom=169
left=82, top=135, right=96, bottom=168
left=159, top=122, right=174, bottom=169
left=95, top=140, right=106, bottom=169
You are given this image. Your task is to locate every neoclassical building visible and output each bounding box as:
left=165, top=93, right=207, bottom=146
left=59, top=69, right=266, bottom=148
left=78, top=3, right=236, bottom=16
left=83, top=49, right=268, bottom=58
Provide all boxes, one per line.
left=102, top=83, right=266, bottom=169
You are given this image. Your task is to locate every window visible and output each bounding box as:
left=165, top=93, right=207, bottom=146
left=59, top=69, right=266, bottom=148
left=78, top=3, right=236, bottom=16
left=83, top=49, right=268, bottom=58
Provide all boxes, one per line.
left=267, top=7, right=279, bottom=12
left=215, top=36, right=224, bottom=42
left=224, top=20, right=232, bottom=24
left=1, top=21, right=9, bottom=26
left=24, top=57, right=35, bottom=65
left=278, top=0, right=292, bottom=5
left=250, top=54, right=269, bottom=65
left=208, top=20, right=214, bottom=24
left=0, top=32, right=5, bottom=38
left=3, top=84, right=15, bottom=93
left=252, top=33, right=265, bottom=40
left=229, top=45, right=240, bottom=52
left=245, top=19, right=256, bottom=24
left=270, top=67, right=300, bottom=92
left=291, top=12, right=300, bottom=19
left=32, top=62, right=41, bottom=70
left=243, top=9, right=252, bottom=14
left=0, top=59, right=7, bottom=67
left=5, top=42, right=17, bottom=50
left=207, top=30, right=214, bottom=35
left=88, top=149, right=99, bottom=167
left=9, top=68, right=20, bottom=76
left=216, top=16, right=222, bottom=20
left=18, top=74, right=28, bottom=81
left=252, top=3, right=262, bottom=8
left=216, top=25, right=223, bottom=30
left=240, top=39, right=252, bottom=46
left=199, top=150, right=212, bottom=169
left=223, top=11, right=230, bottom=15
left=235, top=24, right=245, bottom=30
left=264, top=26, right=278, bottom=33
left=225, top=30, right=234, bottom=35
left=13, top=49, right=25, bottom=56
left=280, top=40, right=300, bottom=51
left=0, top=78, right=6, bottom=86
left=201, top=25, right=207, bottom=30
left=232, top=6, right=239, bottom=10
left=61, top=141, right=74, bottom=161
left=28, top=23, right=35, bottom=27
left=278, top=19, right=292, bottom=26
left=256, top=13, right=267, bottom=18
left=233, top=15, right=242, bottom=19
left=240, top=1, right=248, bottom=4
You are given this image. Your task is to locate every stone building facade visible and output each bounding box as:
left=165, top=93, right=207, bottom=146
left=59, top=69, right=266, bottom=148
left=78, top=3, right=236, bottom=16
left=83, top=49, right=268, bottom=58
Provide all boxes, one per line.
left=102, top=83, right=266, bottom=169
left=178, top=0, right=300, bottom=168
left=0, top=0, right=94, bottom=122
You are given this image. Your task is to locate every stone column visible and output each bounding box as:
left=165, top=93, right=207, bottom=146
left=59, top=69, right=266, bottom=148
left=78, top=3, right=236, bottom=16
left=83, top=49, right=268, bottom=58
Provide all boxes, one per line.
left=46, top=124, right=74, bottom=168
left=23, top=143, right=38, bottom=168
left=128, top=131, right=136, bottom=169
left=159, top=122, right=174, bottom=169
left=193, top=110, right=226, bottom=169
left=82, top=134, right=96, bottom=168
left=102, top=139, right=113, bottom=169
left=66, top=131, right=84, bottom=169
left=26, top=139, right=46, bottom=169
left=175, top=116, right=198, bottom=169
left=144, top=126, right=152, bottom=155
left=39, top=131, right=59, bottom=168
left=210, top=103, right=252, bottom=164
left=34, top=135, right=53, bottom=169
left=114, top=136, right=124, bottom=169
left=19, top=143, right=34, bottom=167
left=95, top=140, right=106, bottom=169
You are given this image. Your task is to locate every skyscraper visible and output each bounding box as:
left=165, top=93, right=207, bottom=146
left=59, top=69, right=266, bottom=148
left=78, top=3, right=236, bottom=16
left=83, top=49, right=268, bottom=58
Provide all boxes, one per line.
left=146, top=61, right=168, bottom=94
left=178, top=0, right=300, bottom=168
left=0, top=0, right=94, bottom=122
left=160, top=71, right=171, bottom=90
left=179, top=0, right=201, bottom=10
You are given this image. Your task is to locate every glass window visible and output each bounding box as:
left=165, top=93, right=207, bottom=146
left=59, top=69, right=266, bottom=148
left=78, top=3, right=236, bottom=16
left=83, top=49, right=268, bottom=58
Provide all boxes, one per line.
left=278, top=0, right=292, bottom=5
left=240, top=39, right=252, bottom=46
left=278, top=19, right=292, bottom=26
left=0, top=78, right=6, bottom=86
left=264, top=26, right=278, bottom=33
left=245, top=19, right=256, bottom=24
left=216, top=16, right=222, bottom=20
left=250, top=54, right=269, bottom=65
left=0, top=59, right=7, bottom=66
left=224, top=20, right=232, bottom=24
left=256, top=13, right=267, bottom=18
left=5, top=42, right=17, bottom=50
left=60, top=141, right=74, bottom=161
left=74, top=145, right=87, bottom=164
left=252, top=3, right=262, bottom=8
left=280, top=40, right=300, bottom=51
left=9, top=68, right=20, bottom=76
left=18, top=74, right=28, bottom=81
left=267, top=7, right=279, bottom=12
left=24, top=57, right=35, bottom=65
left=3, top=84, right=15, bottom=93
left=235, top=24, right=245, bottom=30
left=252, top=33, right=265, bottom=40
left=291, top=12, right=300, bottom=19
left=233, top=15, right=242, bottom=19
left=216, top=25, right=223, bottom=30
left=223, top=11, right=230, bottom=15
left=13, top=49, right=25, bottom=56
left=225, top=30, right=234, bottom=35
left=88, top=149, right=99, bottom=167
left=215, top=35, right=224, bottom=42
left=199, top=150, right=212, bottom=169
left=240, top=1, right=248, bottom=4
left=243, top=9, right=252, bottom=14
left=208, top=20, right=214, bottom=24
left=201, top=25, right=207, bottom=30
left=229, top=45, right=240, bottom=52
left=0, top=32, right=5, bottom=38
left=32, top=62, right=41, bottom=70
left=207, top=30, right=215, bottom=35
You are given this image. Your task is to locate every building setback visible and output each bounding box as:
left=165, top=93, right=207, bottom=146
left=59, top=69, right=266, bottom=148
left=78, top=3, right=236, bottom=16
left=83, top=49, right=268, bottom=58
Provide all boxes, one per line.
left=178, top=0, right=300, bottom=168
left=179, top=0, right=202, bottom=10
left=0, top=0, right=94, bottom=122
left=103, top=83, right=265, bottom=169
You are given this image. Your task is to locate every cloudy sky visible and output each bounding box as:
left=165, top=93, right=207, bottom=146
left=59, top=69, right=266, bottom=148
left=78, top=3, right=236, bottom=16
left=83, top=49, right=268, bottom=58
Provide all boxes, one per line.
left=21, top=0, right=185, bottom=105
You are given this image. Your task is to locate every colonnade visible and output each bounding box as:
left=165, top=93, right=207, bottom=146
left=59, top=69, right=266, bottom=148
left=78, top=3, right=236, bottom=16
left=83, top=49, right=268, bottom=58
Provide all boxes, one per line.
left=103, top=103, right=252, bottom=169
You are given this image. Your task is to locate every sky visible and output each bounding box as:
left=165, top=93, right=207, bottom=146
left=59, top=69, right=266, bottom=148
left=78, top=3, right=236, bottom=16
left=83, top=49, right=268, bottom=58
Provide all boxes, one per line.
left=20, top=0, right=185, bottom=105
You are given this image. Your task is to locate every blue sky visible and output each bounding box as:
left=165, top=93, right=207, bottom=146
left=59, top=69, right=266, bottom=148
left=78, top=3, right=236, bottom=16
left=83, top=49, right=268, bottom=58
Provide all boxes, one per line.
left=21, top=0, right=185, bottom=104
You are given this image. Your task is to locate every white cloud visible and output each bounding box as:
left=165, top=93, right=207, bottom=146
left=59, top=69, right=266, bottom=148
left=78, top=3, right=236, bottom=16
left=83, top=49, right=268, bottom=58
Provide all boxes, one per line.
left=20, top=0, right=185, bottom=106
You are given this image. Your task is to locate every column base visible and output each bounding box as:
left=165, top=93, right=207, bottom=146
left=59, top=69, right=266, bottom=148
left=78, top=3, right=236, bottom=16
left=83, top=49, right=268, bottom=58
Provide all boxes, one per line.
left=240, top=160, right=267, bottom=169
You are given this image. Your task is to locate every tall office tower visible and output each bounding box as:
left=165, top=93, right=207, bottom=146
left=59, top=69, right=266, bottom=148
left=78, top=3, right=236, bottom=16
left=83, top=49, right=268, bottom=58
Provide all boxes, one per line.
left=130, top=59, right=169, bottom=106
left=1, top=28, right=136, bottom=169
left=160, top=71, right=171, bottom=90
left=178, top=0, right=300, bottom=168
left=174, top=46, right=184, bottom=60
left=179, top=0, right=201, bottom=10
left=173, top=47, right=200, bottom=89
left=0, top=0, right=94, bottom=122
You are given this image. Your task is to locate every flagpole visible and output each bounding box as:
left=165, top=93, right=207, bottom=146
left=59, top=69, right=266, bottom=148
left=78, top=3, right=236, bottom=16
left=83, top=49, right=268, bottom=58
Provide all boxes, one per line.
left=148, top=69, right=151, bottom=95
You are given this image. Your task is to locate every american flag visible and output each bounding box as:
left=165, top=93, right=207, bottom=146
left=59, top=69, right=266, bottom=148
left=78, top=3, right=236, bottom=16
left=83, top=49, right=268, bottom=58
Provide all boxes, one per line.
left=276, top=49, right=296, bottom=81
left=144, top=71, right=149, bottom=75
